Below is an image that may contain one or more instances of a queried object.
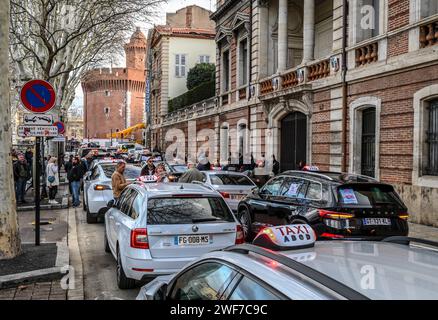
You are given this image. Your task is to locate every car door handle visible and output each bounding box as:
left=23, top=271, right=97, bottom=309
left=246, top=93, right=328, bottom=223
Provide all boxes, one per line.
left=109, top=216, right=115, bottom=220
left=115, top=222, right=121, bottom=226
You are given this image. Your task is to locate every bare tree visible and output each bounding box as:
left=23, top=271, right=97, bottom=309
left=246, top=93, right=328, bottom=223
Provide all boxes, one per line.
left=0, top=0, right=21, bottom=260
left=9, top=0, right=163, bottom=118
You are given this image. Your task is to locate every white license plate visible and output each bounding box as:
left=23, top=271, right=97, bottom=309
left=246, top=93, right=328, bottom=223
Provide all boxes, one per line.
left=175, top=235, right=211, bottom=246
left=363, top=218, right=391, bottom=226
left=230, top=194, right=245, bottom=200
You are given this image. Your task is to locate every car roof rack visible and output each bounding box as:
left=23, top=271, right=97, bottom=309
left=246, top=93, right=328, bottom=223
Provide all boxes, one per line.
left=224, top=244, right=369, bottom=300
left=382, top=236, right=438, bottom=249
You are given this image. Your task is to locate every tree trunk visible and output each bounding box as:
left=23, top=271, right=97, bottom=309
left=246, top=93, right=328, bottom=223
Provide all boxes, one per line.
left=0, top=0, right=21, bottom=260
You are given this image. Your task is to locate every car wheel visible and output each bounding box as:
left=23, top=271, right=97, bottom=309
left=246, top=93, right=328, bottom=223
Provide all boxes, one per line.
left=116, top=247, right=136, bottom=290
left=82, top=192, right=87, bottom=212
left=290, top=218, right=308, bottom=226
left=86, top=207, right=98, bottom=224
left=104, top=222, right=111, bottom=253
left=238, top=207, right=252, bottom=242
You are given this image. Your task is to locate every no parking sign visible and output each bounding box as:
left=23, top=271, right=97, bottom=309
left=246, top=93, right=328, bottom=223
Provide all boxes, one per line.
left=20, top=80, right=56, bottom=113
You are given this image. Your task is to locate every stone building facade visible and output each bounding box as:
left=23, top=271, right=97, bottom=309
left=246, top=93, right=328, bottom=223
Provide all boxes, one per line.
left=82, top=28, right=147, bottom=142
left=155, top=0, right=438, bottom=226
left=147, top=5, right=216, bottom=150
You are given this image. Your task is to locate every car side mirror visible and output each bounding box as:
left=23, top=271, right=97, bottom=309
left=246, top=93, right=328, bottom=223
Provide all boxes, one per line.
left=107, top=199, right=116, bottom=208
left=252, top=187, right=259, bottom=195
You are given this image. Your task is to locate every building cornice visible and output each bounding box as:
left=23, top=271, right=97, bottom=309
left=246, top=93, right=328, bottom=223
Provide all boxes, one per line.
left=210, top=0, right=236, bottom=21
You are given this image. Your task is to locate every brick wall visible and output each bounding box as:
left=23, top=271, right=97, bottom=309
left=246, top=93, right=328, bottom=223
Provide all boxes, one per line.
left=346, top=64, right=438, bottom=185
left=388, top=0, right=410, bottom=31
left=388, top=31, right=409, bottom=58
left=312, top=91, right=331, bottom=171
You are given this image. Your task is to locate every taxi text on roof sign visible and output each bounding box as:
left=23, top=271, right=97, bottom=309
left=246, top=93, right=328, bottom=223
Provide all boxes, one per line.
left=253, top=224, right=316, bottom=251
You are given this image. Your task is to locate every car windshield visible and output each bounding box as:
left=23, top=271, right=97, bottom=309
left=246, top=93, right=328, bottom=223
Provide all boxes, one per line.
left=147, top=197, right=234, bottom=225
left=336, top=184, right=404, bottom=208
left=101, top=164, right=141, bottom=179
left=210, top=174, right=254, bottom=186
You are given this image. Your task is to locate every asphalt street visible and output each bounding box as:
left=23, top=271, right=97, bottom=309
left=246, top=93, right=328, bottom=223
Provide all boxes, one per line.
left=75, top=207, right=139, bottom=300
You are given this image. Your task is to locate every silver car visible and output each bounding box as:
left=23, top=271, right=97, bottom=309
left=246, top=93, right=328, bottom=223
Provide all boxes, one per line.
left=83, top=160, right=141, bottom=223
left=201, top=171, right=257, bottom=212
left=104, top=183, right=244, bottom=289
left=137, top=235, right=438, bottom=300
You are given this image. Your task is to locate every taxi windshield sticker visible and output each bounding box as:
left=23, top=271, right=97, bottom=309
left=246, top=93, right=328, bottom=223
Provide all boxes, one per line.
left=340, top=188, right=358, bottom=204
left=286, top=183, right=301, bottom=197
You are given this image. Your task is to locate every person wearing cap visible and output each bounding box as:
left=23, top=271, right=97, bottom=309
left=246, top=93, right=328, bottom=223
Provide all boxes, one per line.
left=111, top=161, right=131, bottom=200
left=179, top=160, right=204, bottom=184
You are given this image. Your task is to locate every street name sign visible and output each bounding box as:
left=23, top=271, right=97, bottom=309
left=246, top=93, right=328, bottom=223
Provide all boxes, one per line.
left=20, top=80, right=56, bottom=113
left=23, top=113, right=53, bottom=125
left=18, top=125, right=59, bottom=137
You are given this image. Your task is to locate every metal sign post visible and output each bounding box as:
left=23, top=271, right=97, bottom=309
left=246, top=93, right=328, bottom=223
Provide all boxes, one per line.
left=19, top=79, right=56, bottom=246
left=35, top=137, right=41, bottom=246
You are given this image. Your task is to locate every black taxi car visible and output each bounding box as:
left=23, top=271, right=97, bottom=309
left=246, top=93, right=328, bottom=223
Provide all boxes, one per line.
left=237, top=170, right=409, bottom=240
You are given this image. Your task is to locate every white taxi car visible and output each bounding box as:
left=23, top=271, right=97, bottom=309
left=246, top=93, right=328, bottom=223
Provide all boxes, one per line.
left=104, top=183, right=244, bottom=289
left=83, top=160, right=141, bottom=223
left=201, top=171, right=257, bottom=212
left=137, top=224, right=438, bottom=300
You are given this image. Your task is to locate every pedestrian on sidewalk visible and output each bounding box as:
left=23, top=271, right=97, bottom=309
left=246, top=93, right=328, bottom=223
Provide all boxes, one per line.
left=68, top=156, right=84, bottom=207
left=46, top=157, right=60, bottom=204
left=111, top=161, right=131, bottom=201
left=13, top=154, right=30, bottom=204
left=272, top=155, right=280, bottom=175
left=64, top=155, right=74, bottom=194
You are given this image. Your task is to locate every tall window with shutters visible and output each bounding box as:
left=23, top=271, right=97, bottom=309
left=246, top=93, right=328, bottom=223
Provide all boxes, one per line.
left=175, top=54, right=187, bottom=77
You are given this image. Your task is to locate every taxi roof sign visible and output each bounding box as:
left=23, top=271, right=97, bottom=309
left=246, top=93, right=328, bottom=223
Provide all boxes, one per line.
left=137, top=175, right=158, bottom=183
left=302, top=165, right=320, bottom=172
left=253, top=224, right=316, bottom=251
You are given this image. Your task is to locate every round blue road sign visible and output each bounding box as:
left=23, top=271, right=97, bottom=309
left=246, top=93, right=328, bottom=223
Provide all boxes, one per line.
left=54, top=121, right=65, bottom=134
left=20, top=80, right=56, bottom=113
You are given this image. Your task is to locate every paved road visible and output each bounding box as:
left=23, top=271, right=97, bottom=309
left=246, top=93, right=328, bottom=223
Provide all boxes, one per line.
left=75, top=207, right=139, bottom=300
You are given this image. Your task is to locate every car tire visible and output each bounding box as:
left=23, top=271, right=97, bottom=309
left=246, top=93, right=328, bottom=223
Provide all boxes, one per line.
left=104, top=228, right=111, bottom=253
left=116, top=247, right=136, bottom=290
left=290, top=218, right=307, bottom=225
left=86, top=207, right=98, bottom=224
left=238, top=207, right=252, bottom=242
left=82, top=192, right=87, bottom=212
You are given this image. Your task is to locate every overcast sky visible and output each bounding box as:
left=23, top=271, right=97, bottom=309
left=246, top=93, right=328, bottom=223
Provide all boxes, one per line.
left=73, top=0, right=215, bottom=108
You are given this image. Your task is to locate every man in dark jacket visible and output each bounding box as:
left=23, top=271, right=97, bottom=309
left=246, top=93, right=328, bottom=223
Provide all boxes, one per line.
left=272, top=155, right=280, bottom=175
left=140, top=158, right=156, bottom=177
left=68, top=156, right=85, bottom=207
left=64, top=155, right=74, bottom=194
left=14, top=154, right=30, bottom=204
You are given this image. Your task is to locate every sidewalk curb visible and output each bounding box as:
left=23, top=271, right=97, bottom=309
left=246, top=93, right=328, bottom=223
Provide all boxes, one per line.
left=0, top=240, right=69, bottom=289
left=17, top=195, right=69, bottom=212
left=67, top=206, right=85, bottom=300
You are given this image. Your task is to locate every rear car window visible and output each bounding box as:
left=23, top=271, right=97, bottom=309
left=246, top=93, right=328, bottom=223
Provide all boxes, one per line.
left=172, top=165, right=188, bottom=173
left=147, top=197, right=235, bottom=225
left=210, top=174, right=254, bottom=186
left=336, top=184, right=405, bottom=207
left=101, top=164, right=141, bottom=179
